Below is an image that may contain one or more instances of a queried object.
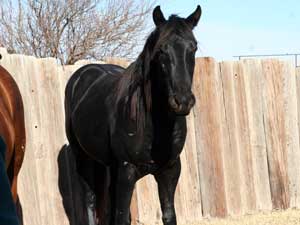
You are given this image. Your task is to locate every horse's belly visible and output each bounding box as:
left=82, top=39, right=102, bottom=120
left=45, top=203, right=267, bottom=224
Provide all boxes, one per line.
left=75, top=129, right=111, bottom=165
left=72, top=111, right=112, bottom=165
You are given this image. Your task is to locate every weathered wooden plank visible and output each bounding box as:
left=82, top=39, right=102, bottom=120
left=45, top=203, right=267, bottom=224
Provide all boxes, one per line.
left=261, top=59, right=290, bottom=209
left=219, top=61, right=243, bottom=216
left=242, top=59, right=272, bottom=211
left=193, top=57, right=227, bottom=217
left=130, top=189, right=139, bottom=225
left=282, top=62, right=300, bottom=208
left=231, top=61, right=257, bottom=213
left=36, top=58, right=70, bottom=225
left=135, top=175, right=161, bottom=225
left=295, top=67, right=300, bottom=185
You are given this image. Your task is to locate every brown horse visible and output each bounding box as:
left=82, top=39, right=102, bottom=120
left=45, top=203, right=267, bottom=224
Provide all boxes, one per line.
left=0, top=65, right=26, bottom=203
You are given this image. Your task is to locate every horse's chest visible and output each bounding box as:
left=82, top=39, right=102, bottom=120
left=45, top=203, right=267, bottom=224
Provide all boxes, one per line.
left=111, top=116, right=187, bottom=168
left=152, top=123, right=187, bottom=163
left=111, top=120, right=154, bottom=164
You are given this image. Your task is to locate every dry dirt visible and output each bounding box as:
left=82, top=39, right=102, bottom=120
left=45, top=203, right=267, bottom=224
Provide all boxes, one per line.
left=196, top=209, right=300, bottom=225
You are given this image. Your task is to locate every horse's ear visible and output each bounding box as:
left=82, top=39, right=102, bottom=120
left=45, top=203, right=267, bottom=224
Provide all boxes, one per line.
left=153, top=6, right=166, bottom=26
left=185, top=5, right=202, bottom=29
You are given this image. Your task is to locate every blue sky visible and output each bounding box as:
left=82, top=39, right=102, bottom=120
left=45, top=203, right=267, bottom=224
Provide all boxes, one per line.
left=155, top=0, right=300, bottom=61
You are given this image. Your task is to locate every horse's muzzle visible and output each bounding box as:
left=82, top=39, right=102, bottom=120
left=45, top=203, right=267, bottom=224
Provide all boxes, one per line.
left=168, top=93, right=195, bottom=115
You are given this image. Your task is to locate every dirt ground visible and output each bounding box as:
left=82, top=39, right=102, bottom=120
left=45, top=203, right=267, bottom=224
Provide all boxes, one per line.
left=197, top=209, right=300, bottom=225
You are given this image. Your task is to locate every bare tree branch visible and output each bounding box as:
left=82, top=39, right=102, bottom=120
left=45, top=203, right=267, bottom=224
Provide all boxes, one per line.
left=0, top=0, right=154, bottom=64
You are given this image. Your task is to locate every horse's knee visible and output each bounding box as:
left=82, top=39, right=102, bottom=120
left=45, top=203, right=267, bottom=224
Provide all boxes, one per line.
left=118, top=162, right=137, bottom=185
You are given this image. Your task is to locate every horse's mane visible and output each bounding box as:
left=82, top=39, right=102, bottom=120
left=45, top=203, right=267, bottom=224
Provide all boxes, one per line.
left=116, top=15, right=195, bottom=131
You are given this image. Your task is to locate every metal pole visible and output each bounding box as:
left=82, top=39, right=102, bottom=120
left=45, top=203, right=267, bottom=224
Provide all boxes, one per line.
left=233, top=53, right=300, bottom=67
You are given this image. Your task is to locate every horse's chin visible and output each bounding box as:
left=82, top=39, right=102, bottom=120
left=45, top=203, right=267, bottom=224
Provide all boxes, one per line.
left=168, top=106, right=191, bottom=116
left=173, top=110, right=191, bottom=116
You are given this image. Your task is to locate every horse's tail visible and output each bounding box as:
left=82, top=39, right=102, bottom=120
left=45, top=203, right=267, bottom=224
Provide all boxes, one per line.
left=94, top=164, right=110, bottom=225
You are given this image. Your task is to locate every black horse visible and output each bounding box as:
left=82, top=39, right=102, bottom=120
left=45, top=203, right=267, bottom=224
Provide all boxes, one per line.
left=64, top=5, right=201, bottom=225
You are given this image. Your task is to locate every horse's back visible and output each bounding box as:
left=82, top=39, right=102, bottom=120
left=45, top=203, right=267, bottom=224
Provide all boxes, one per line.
left=65, top=64, right=124, bottom=109
left=65, top=64, right=125, bottom=164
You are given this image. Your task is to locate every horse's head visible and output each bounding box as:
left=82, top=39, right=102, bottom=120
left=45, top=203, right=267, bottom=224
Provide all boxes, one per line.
left=149, top=5, right=201, bottom=116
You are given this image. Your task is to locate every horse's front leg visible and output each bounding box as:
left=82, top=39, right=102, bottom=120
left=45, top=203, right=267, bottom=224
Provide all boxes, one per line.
left=155, top=159, right=181, bottom=225
left=112, top=161, right=137, bottom=225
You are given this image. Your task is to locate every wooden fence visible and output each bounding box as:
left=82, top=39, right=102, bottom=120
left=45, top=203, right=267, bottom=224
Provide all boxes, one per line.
left=1, top=47, right=300, bottom=225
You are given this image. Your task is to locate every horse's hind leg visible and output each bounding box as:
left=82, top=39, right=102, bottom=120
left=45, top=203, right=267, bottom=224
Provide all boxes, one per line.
left=66, top=120, right=98, bottom=224
left=75, top=147, right=98, bottom=224
left=154, top=159, right=181, bottom=225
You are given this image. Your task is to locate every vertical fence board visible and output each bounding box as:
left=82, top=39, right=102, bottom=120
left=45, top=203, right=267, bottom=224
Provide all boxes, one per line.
left=261, top=59, right=290, bottom=209
left=242, top=59, right=272, bottom=211
left=219, top=61, right=243, bottom=215
left=130, top=189, right=139, bottom=225
left=38, top=58, right=70, bottom=225
left=228, top=61, right=257, bottom=213
left=193, top=57, right=227, bottom=217
left=295, top=67, right=300, bottom=208
left=282, top=62, right=300, bottom=208
left=135, top=175, right=161, bottom=225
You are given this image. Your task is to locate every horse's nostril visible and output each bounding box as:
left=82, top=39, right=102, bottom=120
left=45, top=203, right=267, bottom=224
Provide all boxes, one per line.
left=169, top=95, right=182, bottom=111
left=174, top=96, right=180, bottom=107
left=169, top=94, right=194, bottom=114
left=169, top=96, right=179, bottom=109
